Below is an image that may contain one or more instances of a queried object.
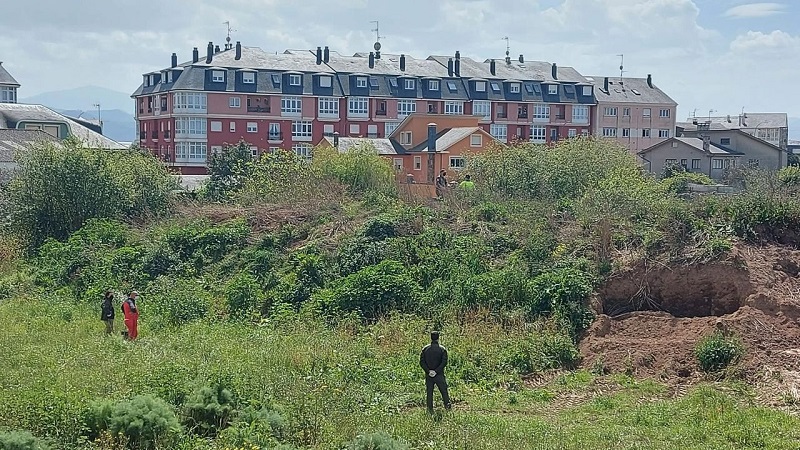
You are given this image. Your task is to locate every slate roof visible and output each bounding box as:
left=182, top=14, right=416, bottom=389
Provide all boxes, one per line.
left=678, top=127, right=785, bottom=153
left=0, top=129, right=60, bottom=163
left=587, top=76, right=677, bottom=105
left=323, top=136, right=402, bottom=155
left=639, top=137, right=744, bottom=156
left=0, top=103, right=126, bottom=149
left=699, top=113, right=788, bottom=129
left=0, top=62, right=20, bottom=87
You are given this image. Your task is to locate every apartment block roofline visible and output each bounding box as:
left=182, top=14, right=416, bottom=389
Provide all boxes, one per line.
left=587, top=75, right=677, bottom=105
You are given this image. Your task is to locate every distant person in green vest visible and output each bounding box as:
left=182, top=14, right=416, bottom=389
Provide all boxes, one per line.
left=459, top=174, right=475, bottom=190
left=419, top=331, right=451, bottom=413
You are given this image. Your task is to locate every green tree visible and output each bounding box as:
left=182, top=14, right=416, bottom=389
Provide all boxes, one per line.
left=201, top=140, right=254, bottom=201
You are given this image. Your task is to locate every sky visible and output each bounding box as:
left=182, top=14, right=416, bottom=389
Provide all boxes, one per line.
left=1, top=0, right=798, bottom=124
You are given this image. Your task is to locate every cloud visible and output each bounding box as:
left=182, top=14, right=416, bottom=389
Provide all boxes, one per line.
left=729, top=30, right=800, bottom=53
left=724, top=2, right=786, bottom=18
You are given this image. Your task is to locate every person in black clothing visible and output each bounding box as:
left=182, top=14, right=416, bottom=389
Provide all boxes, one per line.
left=419, top=331, right=451, bottom=413
left=435, top=170, right=448, bottom=199
left=100, top=290, right=115, bottom=335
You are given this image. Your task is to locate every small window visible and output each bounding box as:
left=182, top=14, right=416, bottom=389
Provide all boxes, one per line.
left=712, top=159, right=724, bottom=169
left=490, top=82, right=500, bottom=92
left=447, top=81, right=458, bottom=92
left=393, top=158, right=403, bottom=171
left=470, top=134, right=482, bottom=147
left=356, top=77, right=368, bottom=88
left=604, top=107, right=618, bottom=117
left=582, top=85, right=593, bottom=96
left=229, top=97, right=241, bottom=108
left=691, top=159, right=701, bottom=169
left=247, top=122, right=258, bottom=133
left=404, top=79, right=415, bottom=90
left=210, top=121, right=222, bottom=132
left=243, top=72, right=255, bottom=84
left=623, top=108, right=630, bottom=117
left=524, top=84, right=534, bottom=94
left=643, top=108, right=651, bottom=117
left=660, top=109, right=671, bottom=118
left=229, top=122, right=236, bottom=132
left=429, top=80, right=440, bottom=91
left=568, top=129, right=577, bottom=138
left=680, top=159, right=688, bottom=167
left=389, top=78, right=398, bottom=88
left=475, top=81, right=486, bottom=92
left=563, top=85, right=575, bottom=95
left=532, top=84, right=542, bottom=94
left=622, top=128, right=630, bottom=137
left=271, top=74, right=281, bottom=85
left=289, top=74, right=301, bottom=86
left=414, top=156, right=422, bottom=170
left=369, top=77, right=379, bottom=88
left=349, top=124, right=360, bottom=134
left=659, top=129, right=670, bottom=138
left=449, top=156, right=465, bottom=169
left=720, top=138, right=731, bottom=145
left=250, top=146, right=258, bottom=157
left=319, top=76, right=332, bottom=88
left=631, top=89, right=641, bottom=95
left=509, top=83, right=520, bottom=93
left=548, top=85, right=558, bottom=95
left=212, top=70, right=225, bottom=82
left=400, top=131, right=412, bottom=145
left=642, top=128, right=651, bottom=138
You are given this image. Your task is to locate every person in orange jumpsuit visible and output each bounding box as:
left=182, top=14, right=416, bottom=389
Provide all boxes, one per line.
left=121, top=291, right=140, bottom=340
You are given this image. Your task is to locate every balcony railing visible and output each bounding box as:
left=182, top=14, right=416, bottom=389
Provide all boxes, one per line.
left=268, top=132, right=283, bottom=141
left=151, top=131, right=158, bottom=139
left=247, top=106, right=271, bottom=113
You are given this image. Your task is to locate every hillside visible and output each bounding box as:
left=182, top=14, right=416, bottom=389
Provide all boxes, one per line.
left=1, top=139, right=800, bottom=449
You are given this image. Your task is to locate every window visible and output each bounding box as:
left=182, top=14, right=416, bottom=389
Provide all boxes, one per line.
left=659, top=109, right=670, bottom=118
left=269, top=147, right=280, bottom=153
left=447, top=81, right=458, bottom=92
left=604, top=107, right=617, bottom=117
left=414, top=156, right=422, bottom=170
left=399, top=131, right=412, bottom=145
left=389, top=78, right=398, bottom=88
left=572, top=105, right=589, bottom=123
left=229, top=97, right=241, bottom=108
left=582, top=85, right=593, bottom=96
left=496, top=104, right=506, bottom=118
left=268, top=123, right=281, bottom=140
left=642, top=128, right=651, bottom=138
left=491, top=82, right=501, bottom=92
left=319, top=76, right=332, bottom=88
left=377, top=100, right=387, bottom=115
left=712, top=159, right=724, bottom=169
left=449, top=156, right=465, bottom=169
left=623, top=107, right=630, bottom=117
left=175, top=142, right=207, bottom=163
left=393, top=158, right=403, bottom=171
left=533, top=104, right=550, bottom=121
left=602, top=127, right=617, bottom=137
left=475, top=81, right=486, bottom=92
left=563, top=85, right=575, bottom=96
left=548, top=84, right=558, bottom=95
left=525, top=84, right=534, bottom=94
left=748, top=159, right=760, bottom=168
left=720, top=138, right=731, bottom=145
left=404, top=79, right=415, bottom=90
left=247, top=122, right=257, bottom=133
left=243, top=72, right=255, bottom=84
left=472, top=100, right=491, bottom=119
left=349, top=124, right=360, bottom=134
left=385, top=122, right=400, bottom=136
left=175, top=117, right=207, bottom=136
left=367, top=124, right=378, bottom=137
left=212, top=70, right=225, bottom=82
left=173, top=92, right=207, bottom=112
left=292, top=121, right=312, bottom=140
left=281, top=96, right=302, bottom=116
left=348, top=97, right=369, bottom=117
left=271, top=74, right=281, bottom=85
left=318, top=97, right=339, bottom=117
left=643, top=108, right=651, bottom=118
left=509, top=83, right=521, bottom=93
left=665, top=159, right=678, bottom=165
left=229, top=121, right=236, bottom=132
left=568, top=129, right=577, bottom=138
left=210, top=121, right=222, bottom=132
left=691, top=159, right=701, bottom=169
left=530, top=126, right=546, bottom=142
left=210, top=145, right=223, bottom=156
left=622, top=128, right=630, bottom=137
left=658, top=129, right=670, bottom=138
left=289, top=74, right=301, bottom=86
left=292, top=144, right=312, bottom=160
left=250, top=146, right=258, bottom=157
left=397, top=100, right=416, bottom=118
left=680, top=159, right=688, bottom=168
left=1, top=87, right=17, bottom=103
left=490, top=124, right=507, bottom=142
left=470, top=134, right=482, bottom=147
left=429, top=80, right=440, bottom=90
left=356, top=77, right=368, bottom=88
left=444, top=101, right=463, bottom=115
left=323, top=124, right=335, bottom=136
left=369, top=77, right=379, bottom=88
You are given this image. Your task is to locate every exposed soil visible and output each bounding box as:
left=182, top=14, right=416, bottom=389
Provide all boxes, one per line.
left=581, top=244, right=800, bottom=389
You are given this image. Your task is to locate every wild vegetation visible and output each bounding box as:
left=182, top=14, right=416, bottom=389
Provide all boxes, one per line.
left=1, top=137, right=800, bottom=449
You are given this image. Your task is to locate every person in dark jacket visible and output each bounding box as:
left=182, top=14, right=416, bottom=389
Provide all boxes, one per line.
left=121, top=291, right=140, bottom=340
left=100, top=290, right=115, bottom=335
left=435, top=170, right=448, bottom=199
left=419, top=331, right=451, bottom=413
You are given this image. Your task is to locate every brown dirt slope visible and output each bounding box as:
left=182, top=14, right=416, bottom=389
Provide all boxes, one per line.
left=581, top=244, right=800, bottom=382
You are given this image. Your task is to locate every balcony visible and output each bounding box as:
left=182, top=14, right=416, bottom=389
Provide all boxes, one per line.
left=497, top=111, right=508, bottom=119
left=151, top=131, right=158, bottom=139
left=268, top=132, right=283, bottom=141
left=163, top=130, right=171, bottom=139
left=427, top=105, right=438, bottom=114
left=517, top=111, right=528, bottom=119
left=376, top=109, right=387, bottom=116
left=247, top=106, right=271, bottom=113
left=556, top=114, right=566, bottom=120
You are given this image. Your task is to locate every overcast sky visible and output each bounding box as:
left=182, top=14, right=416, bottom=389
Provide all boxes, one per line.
left=1, top=0, right=798, bottom=122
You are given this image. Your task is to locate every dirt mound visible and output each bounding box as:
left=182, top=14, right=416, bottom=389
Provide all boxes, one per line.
left=581, top=245, right=800, bottom=381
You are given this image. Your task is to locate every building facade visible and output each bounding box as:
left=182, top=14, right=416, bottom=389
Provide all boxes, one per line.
left=0, top=62, right=20, bottom=104
left=690, top=113, right=789, bottom=150
left=589, top=75, right=677, bottom=154
left=132, top=42, right=606, bottom=174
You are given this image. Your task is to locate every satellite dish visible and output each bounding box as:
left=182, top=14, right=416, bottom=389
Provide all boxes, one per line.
left=374, top=41, right=381, bottom=51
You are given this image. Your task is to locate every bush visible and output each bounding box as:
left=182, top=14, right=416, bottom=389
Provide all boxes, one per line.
left=778, top=166, right=800, bottom=187
left=695, top=330, right=744, bottom=373
left=0, top=430, right=50, bottom=450
left=224, top=273, right=264, bottom=320
left=500, top=332, right=580, bottom=374
left=9, top=139, right=175, bottom=248
left=312, top=145, right=397, bottom=197
left=217, top=406, right=288, bottom=447
left=85, top=395, right=181, bottom=449
left=183, top=384, right=236, bottom=436
left=529, top=268, right=595, bottom=338
left=144, top=276, right=210, bottom=328
left=321, top=260, right=419, bottom=320
left=201, top=141, right=255, bottom=201
left=345, top=431, right=409, bottom=450
left=662, top=170, right=714, bottom=194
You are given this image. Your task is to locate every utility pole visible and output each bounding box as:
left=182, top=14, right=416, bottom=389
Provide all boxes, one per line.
left=92, top=103, right=102, bottom=131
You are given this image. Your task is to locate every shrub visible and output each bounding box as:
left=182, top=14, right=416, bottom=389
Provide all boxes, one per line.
left=695, top=330, right=744, bottom=373
left=312, top=145, right=397, bottom=197
left=224, top=273, right=264, bottom=320
left=217, top=406, right=289, bottom=447
left=345, top=431, right=409, bottom=450
left=778, top=166, right=800, bottom=187
left=500, top=332, right=580, bottom=374
left=144, top=276, right=210, bottom=328
left=0, top=430, right=50, bottom=450
left=201, top=141, right=255, bottom=201
left=529, top=268, right=595, bottom=337
left=183, top=384, right=236, bottom=436
left=661, top=170, right=714, bottom=194
left=85, top=395, right=181, bottom=449
left=322, top=260, right=419, bottom=320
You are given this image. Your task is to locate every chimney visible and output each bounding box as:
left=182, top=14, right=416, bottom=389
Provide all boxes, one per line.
left=454, top=58, right=460, bottom=77
left=192, top=47, right=199, bottom=63
left=171, top=53, right=177, bottom=68
left=519, top=54, right=524, bottom=63
left=427, top=123, right=437, bottom=153
left=490, top=59, right=496, bottom=76
left=323, top=46, right=330, bottom=63
left=206, top=42, right=213, bottom=63
left=368, top=52, right=375, bottom=69
left=604, top=77, right=609, bottom=92
left=551, top=63, right=558, bottom=80
left=376, top=50, right=381, bottom=59
left=400, top=54, right=406, bottom=72
left=646, top=74, right=653, bottom=88
left=235, top=41, right=242, bottom=60
left=455, top=50, right=461, bottom=60
left=333, top=131, right=339, bottom=148
left=703, top=135, right=710, bottom=151
left=214, top=45, right=221, bottom=53
left=447, top=58, right=454, bottom=77
left=316, top=46, right=322, bottom=65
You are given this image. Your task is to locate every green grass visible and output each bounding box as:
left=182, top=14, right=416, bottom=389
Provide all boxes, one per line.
left=2, top=296, right=800, bottom=449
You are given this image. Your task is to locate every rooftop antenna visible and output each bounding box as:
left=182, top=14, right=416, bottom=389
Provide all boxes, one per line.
left=92, top=103, right=102, bottom=129
left=708, top=109, right=716, bottom=121
left=502, top=36, right=511, bottom=64
left=223, top=21, right=236, bottom=50
left=370, top=20, right=384, bottom=58
left=617, top=54, right=625, bottom=80
left=691, top=108, right=698, bottom=118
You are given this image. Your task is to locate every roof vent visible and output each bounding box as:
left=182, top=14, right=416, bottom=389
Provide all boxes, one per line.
left=646, top=74, right=653, bottom=88
left=519, top=54, right=524, bottom=63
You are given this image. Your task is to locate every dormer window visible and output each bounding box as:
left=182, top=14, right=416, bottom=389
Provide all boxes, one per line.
left=429, top=80, right=440, bottom=91
left=149, top=74, right=155, bottom=85
left=166, top=72, right=173, bottom=83
left=319, top=75, right=332, bottom=88
left=243, top=72, right=255, bottom=84
left=447, top=81, right=458, bottom=92
left=143, top=75, right=149, bottom=87
left=405, top=79, right=416, bottom=90
left=271, top=74, right=281, bottom=85
left=509, top=83, right=521, bottom=93
left=369, top=77, right=379, bottom=89
left=490, top=82, right=500, bottom=92
left=548, top=84, right=558, bottom=95
left=289, top=74, right=302, bottom=86
left=212, top=70, right=225, bottom=82
left=356, top=77, right=368, bottom=88
left=475, top=81, right=486, bottom=92
left=582, top=85, right=593, bottom=96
